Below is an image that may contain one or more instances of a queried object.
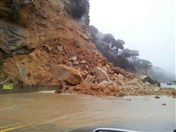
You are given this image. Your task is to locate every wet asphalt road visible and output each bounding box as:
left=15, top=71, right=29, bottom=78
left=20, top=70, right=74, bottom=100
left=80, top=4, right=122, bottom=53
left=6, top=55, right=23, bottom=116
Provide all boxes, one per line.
left=0, top=93, right=176, bottom=132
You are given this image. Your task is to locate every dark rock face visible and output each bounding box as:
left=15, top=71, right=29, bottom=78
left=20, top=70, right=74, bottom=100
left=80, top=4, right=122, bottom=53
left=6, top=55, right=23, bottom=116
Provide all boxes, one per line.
left=70, top=0, right=89, bottom=18
left=0, top=21, right=34, bottom=56
left=0, top=0, right=33, bottom=23
left=141, top=76, right=160, bottom=87
left=0, top=0, right=35, bottom=57
left=65, top=0, right=90, bottom=25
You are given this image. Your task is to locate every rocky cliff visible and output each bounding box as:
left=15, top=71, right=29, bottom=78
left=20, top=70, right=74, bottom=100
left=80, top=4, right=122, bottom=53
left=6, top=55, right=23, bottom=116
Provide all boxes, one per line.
left=0, top=0, right=175, bottom=96
left=0, top=0, right=102, bottom=85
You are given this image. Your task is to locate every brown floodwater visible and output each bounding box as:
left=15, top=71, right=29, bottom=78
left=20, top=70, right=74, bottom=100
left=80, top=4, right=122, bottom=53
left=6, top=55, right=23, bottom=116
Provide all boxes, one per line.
left=0, top=92, right=175, bottom=132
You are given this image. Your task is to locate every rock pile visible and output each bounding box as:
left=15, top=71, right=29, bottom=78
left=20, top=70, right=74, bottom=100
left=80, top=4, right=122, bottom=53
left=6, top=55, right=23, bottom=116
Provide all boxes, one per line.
left=57, top=65, right=176, bottom=97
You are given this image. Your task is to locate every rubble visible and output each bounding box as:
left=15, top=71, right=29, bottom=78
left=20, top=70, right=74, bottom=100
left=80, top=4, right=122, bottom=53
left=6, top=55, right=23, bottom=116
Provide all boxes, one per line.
left=84, top=75, right=95, bottom=83
left=80, top=60, right=86, bottom=64
left=57, top=46, right=64, bottom=52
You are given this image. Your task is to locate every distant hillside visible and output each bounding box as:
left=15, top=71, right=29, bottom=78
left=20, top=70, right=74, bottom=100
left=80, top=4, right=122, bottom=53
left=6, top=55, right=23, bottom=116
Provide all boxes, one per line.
left=150, top=67, right=175, bottom=83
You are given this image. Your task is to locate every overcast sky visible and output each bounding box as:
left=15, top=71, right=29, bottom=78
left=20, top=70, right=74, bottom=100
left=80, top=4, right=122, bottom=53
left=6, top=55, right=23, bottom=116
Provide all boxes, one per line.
left=89, top=0, right=175, bottom=74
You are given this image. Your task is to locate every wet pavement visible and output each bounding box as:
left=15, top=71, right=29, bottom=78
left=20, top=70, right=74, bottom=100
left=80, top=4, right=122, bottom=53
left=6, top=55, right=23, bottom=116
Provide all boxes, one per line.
left=0, top=93, right=175, bottom=132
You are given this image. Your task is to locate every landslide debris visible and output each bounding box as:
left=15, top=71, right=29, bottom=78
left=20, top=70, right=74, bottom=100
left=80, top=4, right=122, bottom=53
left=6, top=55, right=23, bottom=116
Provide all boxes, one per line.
left=0, top=0, right=175, bottom=97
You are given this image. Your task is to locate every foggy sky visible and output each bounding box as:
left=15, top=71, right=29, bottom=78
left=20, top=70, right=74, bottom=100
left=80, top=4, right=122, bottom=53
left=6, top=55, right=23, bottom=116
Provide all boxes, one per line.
left=89, top=0, right=175, bottom=74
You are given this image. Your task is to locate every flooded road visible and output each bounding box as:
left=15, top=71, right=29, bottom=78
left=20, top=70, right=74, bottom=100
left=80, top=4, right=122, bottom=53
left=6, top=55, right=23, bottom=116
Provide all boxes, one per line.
left=0, top=93, right=175, bottom=132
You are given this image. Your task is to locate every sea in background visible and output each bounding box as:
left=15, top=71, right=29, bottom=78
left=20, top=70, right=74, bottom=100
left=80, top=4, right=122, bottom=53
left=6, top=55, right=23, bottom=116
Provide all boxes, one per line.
left=160, top=83, right=176, bottom=89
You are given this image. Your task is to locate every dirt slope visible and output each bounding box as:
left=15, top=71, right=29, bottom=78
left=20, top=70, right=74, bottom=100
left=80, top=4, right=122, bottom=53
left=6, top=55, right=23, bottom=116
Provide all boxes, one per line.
left=0, top=0, right=175, bottom=96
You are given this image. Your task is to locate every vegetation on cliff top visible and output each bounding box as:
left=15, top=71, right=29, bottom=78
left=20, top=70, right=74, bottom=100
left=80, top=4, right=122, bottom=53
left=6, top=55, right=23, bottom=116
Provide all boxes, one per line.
left=89, top=25, right=174, bottom=83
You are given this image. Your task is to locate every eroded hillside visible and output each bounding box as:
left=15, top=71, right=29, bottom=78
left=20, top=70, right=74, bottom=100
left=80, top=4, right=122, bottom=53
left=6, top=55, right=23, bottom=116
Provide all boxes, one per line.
left=0, top=0, right=175, bottom=96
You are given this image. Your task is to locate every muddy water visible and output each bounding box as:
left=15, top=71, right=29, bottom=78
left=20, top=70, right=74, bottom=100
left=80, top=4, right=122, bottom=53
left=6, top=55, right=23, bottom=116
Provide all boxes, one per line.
left=0, top=93, right=175, bottom=132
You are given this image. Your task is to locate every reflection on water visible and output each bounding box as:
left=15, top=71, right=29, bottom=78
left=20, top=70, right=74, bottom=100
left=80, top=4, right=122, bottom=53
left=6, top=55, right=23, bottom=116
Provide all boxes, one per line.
left=1, top=93, right=176, bottom=132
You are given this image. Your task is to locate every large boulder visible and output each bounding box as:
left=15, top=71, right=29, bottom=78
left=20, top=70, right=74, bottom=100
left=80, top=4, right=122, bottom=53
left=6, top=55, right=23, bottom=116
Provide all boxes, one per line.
left=95, top=67, right=110, bottom=83
left=141, top=76, right=160, bottom=86
left=50, top=64, right=83, bottom=85
left=2, top=61, right=27, bottom=84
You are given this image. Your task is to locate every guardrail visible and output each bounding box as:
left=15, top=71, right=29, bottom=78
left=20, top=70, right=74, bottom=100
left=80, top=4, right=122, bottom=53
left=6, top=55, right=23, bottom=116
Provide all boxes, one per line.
left=0, top=84, right=61, bottom=94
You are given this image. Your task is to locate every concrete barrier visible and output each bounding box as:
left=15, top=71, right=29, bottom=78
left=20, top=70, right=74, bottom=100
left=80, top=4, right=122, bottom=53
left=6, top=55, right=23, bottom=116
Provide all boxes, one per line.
left=0, top=84, right=61, bottom=94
